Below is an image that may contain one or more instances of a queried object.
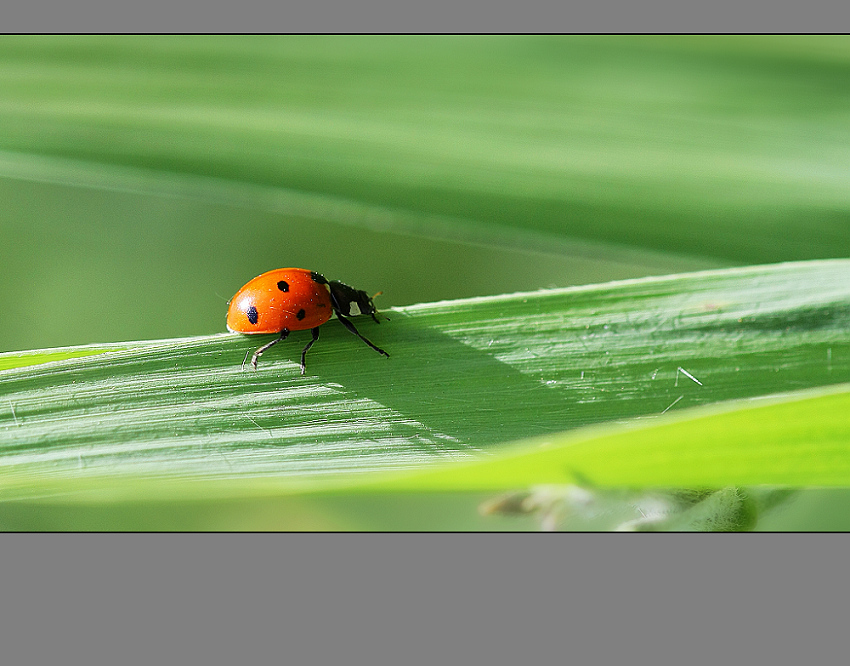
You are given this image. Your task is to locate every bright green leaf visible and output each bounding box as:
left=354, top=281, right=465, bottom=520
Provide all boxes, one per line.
left=385, top=383, right=850, bottom=492
left=0, top=347, right=116, bottom=372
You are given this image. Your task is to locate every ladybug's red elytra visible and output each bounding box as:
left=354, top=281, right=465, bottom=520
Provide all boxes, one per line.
left=226, top=268, right=389, bottom=374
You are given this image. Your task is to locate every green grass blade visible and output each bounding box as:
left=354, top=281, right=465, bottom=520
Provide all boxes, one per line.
left=1, top=259, right=848, bottom=502
left=385, top=383, right=850, bottom=492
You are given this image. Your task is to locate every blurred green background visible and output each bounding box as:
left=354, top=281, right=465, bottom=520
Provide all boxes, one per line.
left=3, top=35, right=849, bottom=353
left=1, top=35, right=850, bottom=529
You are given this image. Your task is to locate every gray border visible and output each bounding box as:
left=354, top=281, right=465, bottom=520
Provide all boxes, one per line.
left=4, top=2, right=850, bottom=33
left=2, top=534, right=846, bottom=664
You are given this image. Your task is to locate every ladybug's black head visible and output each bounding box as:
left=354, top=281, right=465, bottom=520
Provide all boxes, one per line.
left=328, top=280, right=381, bottom=323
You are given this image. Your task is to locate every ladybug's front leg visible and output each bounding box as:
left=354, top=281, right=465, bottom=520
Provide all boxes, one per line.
left=248, top=329, right=290, bottom=370
left=336, top=315, right=389, bottom=358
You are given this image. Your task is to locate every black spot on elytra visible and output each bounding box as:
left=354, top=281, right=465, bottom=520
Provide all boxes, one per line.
left=246, top=305, right=259, bottom=325
left=277, top=280, right=289, bottom=292
left=296, top=309, right=306, bottom=321
left=310, top=271, right=327, bottom=284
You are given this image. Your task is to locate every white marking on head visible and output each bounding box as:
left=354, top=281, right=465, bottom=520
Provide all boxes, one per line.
left=348, top=302, right=362, bottom=316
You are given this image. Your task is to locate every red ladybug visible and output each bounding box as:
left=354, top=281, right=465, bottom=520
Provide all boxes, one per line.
left=226, top=268, right=389, bottom=374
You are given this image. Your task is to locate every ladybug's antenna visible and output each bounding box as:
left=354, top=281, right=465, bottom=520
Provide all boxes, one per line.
left=371, top=291, right=389, bottom=322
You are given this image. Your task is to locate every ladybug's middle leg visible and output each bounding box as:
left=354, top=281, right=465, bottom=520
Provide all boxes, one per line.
left=299, top=327, right=321, bottom=375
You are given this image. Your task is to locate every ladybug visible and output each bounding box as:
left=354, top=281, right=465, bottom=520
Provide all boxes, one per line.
left=226, top=268, right=389, bottom=374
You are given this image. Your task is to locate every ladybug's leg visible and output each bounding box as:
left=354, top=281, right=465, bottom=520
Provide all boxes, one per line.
left=336, top=314, right=390, bottom=358
left=249, top=329, right=290, bottom=370
left=299, top=327, right=321, bottom=375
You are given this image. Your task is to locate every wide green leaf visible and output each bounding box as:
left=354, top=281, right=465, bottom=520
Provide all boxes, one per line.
left=1, top=259, right=847, bottom=504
